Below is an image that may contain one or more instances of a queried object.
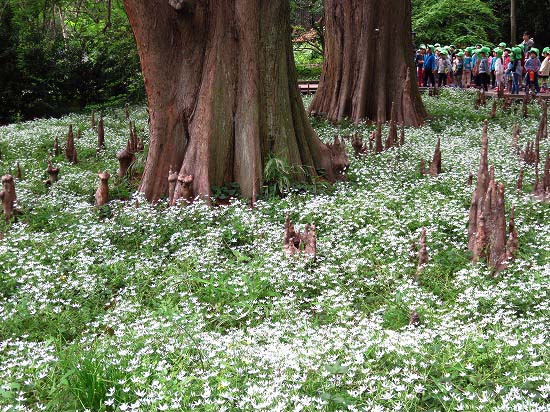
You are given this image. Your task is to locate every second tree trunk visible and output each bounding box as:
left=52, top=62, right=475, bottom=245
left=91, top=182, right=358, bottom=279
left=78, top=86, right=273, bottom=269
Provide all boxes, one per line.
left=309, top=0, right=427, bottom=126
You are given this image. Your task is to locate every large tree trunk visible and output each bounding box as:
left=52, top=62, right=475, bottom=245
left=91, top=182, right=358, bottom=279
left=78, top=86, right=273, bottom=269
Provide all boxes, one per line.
left=309, top=0, right=427, bottom=126
left=124, top=0, right=343, bottom=201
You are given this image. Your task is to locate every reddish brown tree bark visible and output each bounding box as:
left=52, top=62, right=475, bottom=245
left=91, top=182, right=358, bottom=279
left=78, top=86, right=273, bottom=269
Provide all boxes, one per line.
left=65, top=125, right=77, bottom=164
left=283, top=214, right=316, bottom=257
left=98, top=115, right=105, bottom=149
left=308, top=0, right=426, bottom=126
left=428, top=138, right=442, bottom=176
left=44, top=160, right=59, bottom=187
left=95, top=171, right=110, bottom=207
left=468, top=121, right=517, bottom=274
left=1, top=175, right=17, bottom=221
left=415, top=227, right=427, bottom=280
left=124, top=0, right=345, bottom=201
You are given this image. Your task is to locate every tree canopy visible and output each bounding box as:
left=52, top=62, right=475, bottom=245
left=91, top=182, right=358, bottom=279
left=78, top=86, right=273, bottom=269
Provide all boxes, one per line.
left=412, top=0, right=499, bottom=46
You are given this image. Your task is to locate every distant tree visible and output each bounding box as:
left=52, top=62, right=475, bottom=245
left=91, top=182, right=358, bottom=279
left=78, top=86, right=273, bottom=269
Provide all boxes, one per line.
left=510, top=0, right=516, bottom=44
left=309, top=0, right=426, bottom=126
left=486, top=0, right=550, bottom=47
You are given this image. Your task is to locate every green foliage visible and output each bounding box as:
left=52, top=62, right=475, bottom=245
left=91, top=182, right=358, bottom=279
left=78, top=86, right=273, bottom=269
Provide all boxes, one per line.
left=295, top=63, right=322, bottom=80
left=54, top=344, right=139, bottom=410
left=211, top=182, right=241, bottom=200
left=291, top=0, right=324, bottom=77
left=294, top=47, right=323, bottom=80
left=290, top=0, right=323, bottom=20
left=0, top=5, right=20, bottom=123
left=262, top=156, right=296, bottom=198
left=262, top=155, right=332, bottom=200
left=0, top=1, right=144, bottom=123
left=412, top=0, right=499, bottom=46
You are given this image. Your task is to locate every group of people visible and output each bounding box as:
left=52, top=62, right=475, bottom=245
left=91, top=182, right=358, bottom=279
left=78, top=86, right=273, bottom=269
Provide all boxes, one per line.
left=415, top=32, right=550, bottom=95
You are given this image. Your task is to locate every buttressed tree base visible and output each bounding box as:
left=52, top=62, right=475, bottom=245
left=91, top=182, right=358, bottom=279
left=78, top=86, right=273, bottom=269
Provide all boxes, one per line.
left=124, top=0, right=347, bottom=202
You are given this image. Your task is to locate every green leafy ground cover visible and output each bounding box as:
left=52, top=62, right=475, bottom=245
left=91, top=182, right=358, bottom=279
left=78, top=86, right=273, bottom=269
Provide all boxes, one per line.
left=0, top=90, right=548, bottom=411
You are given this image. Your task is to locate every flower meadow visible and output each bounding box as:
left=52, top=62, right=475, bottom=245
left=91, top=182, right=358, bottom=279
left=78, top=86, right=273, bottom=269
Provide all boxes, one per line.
left=0, top=90, right=548, bottom=412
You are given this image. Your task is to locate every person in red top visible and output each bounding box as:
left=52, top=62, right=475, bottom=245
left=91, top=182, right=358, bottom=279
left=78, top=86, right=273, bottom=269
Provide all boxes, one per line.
left=524, top=48, right=541, bottom=95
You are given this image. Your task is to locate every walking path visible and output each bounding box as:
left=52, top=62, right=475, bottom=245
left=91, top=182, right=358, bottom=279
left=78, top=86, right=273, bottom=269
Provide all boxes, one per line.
left=299, top=80, right=550, bottom=99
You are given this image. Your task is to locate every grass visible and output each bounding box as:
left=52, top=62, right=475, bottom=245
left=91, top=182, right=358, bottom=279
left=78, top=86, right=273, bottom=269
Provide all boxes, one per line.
left=0, top=89, right=548, bottom=411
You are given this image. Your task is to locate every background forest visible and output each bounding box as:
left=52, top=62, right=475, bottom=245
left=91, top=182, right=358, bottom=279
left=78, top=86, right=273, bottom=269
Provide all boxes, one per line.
left=0, top=0, right=549, bottom=123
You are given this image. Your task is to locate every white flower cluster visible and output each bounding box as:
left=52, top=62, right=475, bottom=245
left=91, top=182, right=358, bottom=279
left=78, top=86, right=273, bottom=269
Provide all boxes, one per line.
left=0, top=92, right=548, bottom=411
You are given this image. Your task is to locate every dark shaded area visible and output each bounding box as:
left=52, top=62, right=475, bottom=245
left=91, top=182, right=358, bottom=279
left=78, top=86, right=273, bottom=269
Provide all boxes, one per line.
left=0, top=1, right=143, bottom=124
left=487, top=0, right=550, bottom=47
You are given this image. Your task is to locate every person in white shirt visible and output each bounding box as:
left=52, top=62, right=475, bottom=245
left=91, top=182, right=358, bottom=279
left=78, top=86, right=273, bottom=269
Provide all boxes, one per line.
left=494, top=49, right=505, bottom=92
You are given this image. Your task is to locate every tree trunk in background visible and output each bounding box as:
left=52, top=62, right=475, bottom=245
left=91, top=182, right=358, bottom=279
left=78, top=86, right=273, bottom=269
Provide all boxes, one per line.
left=309, top=0, right=427, bottom=126
left=510, top=0, right=517, bottom=45
left=124, top=0, right=341, bottom=201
